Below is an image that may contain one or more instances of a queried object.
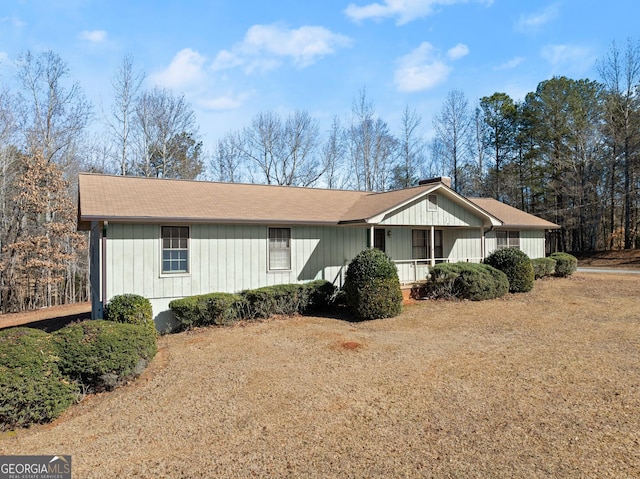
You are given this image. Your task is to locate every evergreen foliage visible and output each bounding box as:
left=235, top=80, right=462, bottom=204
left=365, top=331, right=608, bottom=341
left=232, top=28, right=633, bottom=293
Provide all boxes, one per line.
left=0, top=328, right=79, bottom=431
left=104, top=294, right=155, bottom=332
left=53, top=320, right=157, bottom=392
left=343, top=249, right=403, bottom=320
left=549, top=252, right=578, bottom=276
left=484, top=248, right=535, bottom=293
left=426, top=262, right=509, bottom=301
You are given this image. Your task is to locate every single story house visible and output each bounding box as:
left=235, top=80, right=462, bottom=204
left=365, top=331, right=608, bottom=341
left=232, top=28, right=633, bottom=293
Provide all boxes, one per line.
left=77, top=173, right=559, bottom=329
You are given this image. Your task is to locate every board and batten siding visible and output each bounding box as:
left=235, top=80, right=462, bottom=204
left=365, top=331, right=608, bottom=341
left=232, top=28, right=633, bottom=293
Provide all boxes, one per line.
left=380, top=193, right=484, bottom=227
left=484, top=229, right=546, bottom=259
left=104, top=223, right=367, bottom=302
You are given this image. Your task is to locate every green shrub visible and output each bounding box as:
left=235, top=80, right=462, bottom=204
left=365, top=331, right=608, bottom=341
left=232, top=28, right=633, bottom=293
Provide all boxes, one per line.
left=170, top=281, right=335, bottom=330
left=484, top=247, right=535, bottom=293
left=242, top=284, right=305, bottom=318
left=104, top=294, right=154, bottom=332
left=426, top=262, right=509, bottom=301
left=301, top=280, right=336, bottom=312
left=343, top=249, right=403, bottom=320
left=532, top=257, right=557, bottom=279
left=549, top=252, right=578, bottom=277
left=53, top=320, right=157, bottom=392
left=0, top=328, right=78, bottom=431
left=353, top=277, right=403, bottom=319
left=170, top=292, right=244, bottom=330
left=242, top=281, right=336, bottom=319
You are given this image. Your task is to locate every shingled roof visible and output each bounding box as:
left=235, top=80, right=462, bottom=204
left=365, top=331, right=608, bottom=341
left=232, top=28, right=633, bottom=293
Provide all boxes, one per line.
left=77, top=173, right=558, bottom=230
left=469, top=198, right=559, bottom=229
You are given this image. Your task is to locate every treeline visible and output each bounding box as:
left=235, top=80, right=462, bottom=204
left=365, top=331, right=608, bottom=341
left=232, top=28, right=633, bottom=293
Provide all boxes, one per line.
left=1, top=40, right=639, bottom=312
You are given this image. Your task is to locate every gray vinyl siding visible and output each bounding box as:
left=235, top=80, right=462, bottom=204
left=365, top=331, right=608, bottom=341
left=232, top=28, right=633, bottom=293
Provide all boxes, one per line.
left=444, top=228, right=484, bottom=261
left=105, top=223, right=367, bottom=303
left=380, top=194, right=483, bottom=227
left=485, top=229, right=546, bottom=259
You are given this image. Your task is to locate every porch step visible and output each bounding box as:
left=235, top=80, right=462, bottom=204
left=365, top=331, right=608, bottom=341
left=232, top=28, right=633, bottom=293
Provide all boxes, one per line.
left=401, top=283, right=428, bottom=304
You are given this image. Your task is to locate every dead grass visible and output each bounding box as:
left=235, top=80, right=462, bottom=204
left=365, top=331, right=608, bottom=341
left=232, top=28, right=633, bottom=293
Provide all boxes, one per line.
left=577, top=249, right=640, bottom=269
left=1, top=274, right=639, bottom=478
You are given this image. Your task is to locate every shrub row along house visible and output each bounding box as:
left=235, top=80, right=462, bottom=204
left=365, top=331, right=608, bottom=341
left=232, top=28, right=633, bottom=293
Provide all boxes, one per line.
left=77, top=174, right=559, bottom=329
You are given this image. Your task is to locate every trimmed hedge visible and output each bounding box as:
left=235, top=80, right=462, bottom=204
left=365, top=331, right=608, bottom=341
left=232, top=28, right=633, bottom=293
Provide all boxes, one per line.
left=104, top=294, right=155, bottom=332
left=485, top=247, right=535, bottom=293
left=169, top=280, right=336, bottom=330
left=426, top=262, right=509, bottom=301
left=344, top=249, right=403, bottom=320
left=550, top=252, right=578, bottom=277
left=532, top=257, right=557, bottom=279
left=170, top=292, right=245, bottom=330
left=0, top=328, right=79, bottom=431
left=53, top=320, right=157, bottom=392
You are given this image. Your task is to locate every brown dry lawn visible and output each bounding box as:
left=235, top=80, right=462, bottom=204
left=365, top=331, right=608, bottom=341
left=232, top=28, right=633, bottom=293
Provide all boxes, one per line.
left=1, top=273, right=639, bottom=478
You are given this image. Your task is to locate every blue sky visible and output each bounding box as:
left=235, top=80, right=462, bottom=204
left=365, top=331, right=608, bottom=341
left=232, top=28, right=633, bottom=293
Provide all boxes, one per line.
left=1, top=0, right=638, bottom=148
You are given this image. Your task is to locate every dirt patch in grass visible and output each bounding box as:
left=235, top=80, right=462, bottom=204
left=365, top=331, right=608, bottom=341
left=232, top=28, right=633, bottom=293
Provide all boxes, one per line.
left=1, top=275, right=639, bottom=478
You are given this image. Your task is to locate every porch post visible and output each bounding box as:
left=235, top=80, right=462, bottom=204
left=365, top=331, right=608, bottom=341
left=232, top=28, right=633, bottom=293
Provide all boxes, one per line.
left=480, top=227, right=485, bottom=261
left=369, top=225, right=375, bottom=249
left=430, top=226, right=435, bottom=266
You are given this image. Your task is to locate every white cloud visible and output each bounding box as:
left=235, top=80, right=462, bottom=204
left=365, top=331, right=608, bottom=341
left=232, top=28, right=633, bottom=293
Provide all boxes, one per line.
left=516, top=3, right=560, bottom=32
left=541, top=44, right=596, bottom=73
left=395, top=42, right=454, bottom=92
left=493, top=56, right=525, bottom=71
left=212, top=24, right=352, bottom=72
left=150, top=48, right=207, bottom=90
left=198, top=91, right=254, bottom=111
left=345, top=0, right=493, bottom=25
left=78, top=30, right=107, bottom=43
left=0, top=16, right=26, bottom=29
left=447, top=43, right=469, bottom=60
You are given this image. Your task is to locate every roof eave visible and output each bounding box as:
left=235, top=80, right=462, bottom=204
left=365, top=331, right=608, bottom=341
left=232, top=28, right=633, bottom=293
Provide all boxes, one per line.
left=77, top=215, right=341, bottom=227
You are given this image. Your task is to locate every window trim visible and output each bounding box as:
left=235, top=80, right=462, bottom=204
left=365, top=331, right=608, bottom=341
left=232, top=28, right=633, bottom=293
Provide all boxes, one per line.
left=160, top=225, right=191, bottom=276
left=412, top=229, right=429, bottom=260
left=267, top=227, right=292, bottom=272
left=411, top=229, right=444, bottom=260
left=496, top=230, right=520, bottom=250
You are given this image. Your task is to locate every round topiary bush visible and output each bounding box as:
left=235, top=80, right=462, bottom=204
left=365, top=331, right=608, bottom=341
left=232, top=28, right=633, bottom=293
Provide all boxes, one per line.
left=549, top=252, right=578, bottom=277
left=0, top=328, right=79, bottom=431
left=343, top=248, right=403, bottom=320
left=104, top=294, right=155, bottom=332
left=531, top=257, right=557, bottom=279
left=53, top=320, right=157, bottom=392
left=484, top=247, right=535, bottom=293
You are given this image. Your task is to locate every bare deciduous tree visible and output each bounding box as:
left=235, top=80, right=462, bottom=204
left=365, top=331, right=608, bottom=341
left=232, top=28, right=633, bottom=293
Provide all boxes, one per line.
left=106, top=55, right=145, bottom=176
left=433, top=89, right=473, bottom=192
left=597, top=38, right=640, bottom=249
left=134, top=86, right=202, bottom=179
left=345, top=88, right=397, bottom=191
left=16, top=50, right=92, bottom=169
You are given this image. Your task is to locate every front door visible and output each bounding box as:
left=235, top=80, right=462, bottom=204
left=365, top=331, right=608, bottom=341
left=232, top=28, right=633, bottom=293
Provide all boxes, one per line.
left=374, top=228, right=386, bottom=252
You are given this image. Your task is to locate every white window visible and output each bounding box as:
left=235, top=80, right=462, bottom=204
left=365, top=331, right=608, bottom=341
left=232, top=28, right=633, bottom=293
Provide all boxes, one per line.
left=162, top=226, right=189, bottom=273
left=496, top=231, right=520, bottom=250
left=427, top=194, right=438, bottom=211
left=268, top=227, right=291, bottom=270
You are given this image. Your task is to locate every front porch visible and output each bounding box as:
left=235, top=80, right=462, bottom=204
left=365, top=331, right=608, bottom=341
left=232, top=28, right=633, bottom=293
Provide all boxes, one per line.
left=394, top=256, right=485, bottom=285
